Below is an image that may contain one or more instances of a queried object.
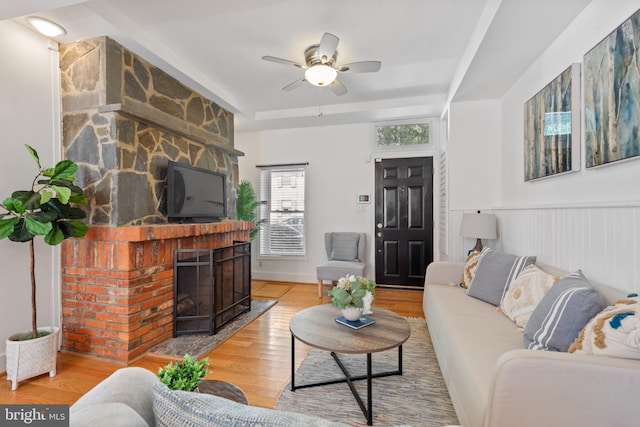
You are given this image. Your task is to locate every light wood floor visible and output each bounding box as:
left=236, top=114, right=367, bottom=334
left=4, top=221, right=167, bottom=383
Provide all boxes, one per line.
left=0, top=281, right=424, bottom=408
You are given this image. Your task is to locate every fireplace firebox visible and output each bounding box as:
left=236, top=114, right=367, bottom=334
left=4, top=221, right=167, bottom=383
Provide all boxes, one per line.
left=174, top=241, right=251, bottom=336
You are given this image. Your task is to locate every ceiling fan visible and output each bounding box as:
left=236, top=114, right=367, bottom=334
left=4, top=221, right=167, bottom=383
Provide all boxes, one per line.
left=262, top=32, right=381, bottom=96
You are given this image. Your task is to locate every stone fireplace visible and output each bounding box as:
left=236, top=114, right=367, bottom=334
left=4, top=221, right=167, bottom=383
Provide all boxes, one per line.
left=59, top=36, right=249, bottom=363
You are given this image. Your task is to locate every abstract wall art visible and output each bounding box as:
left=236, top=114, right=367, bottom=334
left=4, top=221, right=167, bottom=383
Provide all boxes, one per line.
left=584, top=8, right=640, bottom=168
left=524, top=63, right=581, bottom=181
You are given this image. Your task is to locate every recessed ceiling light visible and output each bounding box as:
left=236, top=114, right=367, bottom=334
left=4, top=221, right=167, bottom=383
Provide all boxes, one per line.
left=26, top=16, right=66, bottom=38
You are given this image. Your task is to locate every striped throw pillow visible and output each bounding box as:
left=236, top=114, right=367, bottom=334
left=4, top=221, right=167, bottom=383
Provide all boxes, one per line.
left=524, top=270, right=603, bottom=352
left=466, top=249, right=536, bottom=306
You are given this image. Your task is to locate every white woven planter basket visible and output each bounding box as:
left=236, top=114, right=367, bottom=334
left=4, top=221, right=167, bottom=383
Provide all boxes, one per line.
left=6, top=326, right=59, bottom=390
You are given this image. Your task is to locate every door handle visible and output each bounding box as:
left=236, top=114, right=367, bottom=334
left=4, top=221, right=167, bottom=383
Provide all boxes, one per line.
left=376, top=223, right=383, bottom=229
left=377, top=232, right=382, bottom=237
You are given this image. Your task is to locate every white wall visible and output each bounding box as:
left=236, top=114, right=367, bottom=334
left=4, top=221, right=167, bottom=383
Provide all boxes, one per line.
left=0, top=21, right=61, bottom=371
left=446, top=0, right=640, bottom=293
left=237, top=124, right=378, bottom=283
left=446, top=99, right=502, bottom=259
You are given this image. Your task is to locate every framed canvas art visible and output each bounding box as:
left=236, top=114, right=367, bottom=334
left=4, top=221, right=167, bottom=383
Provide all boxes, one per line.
left=584, top=8, right=640, bottom=168
left=524, top=63, right=581, bottom=181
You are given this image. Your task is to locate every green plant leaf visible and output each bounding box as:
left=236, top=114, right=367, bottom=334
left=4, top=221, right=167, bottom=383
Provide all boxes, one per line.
left=31, top=209, right=58, bottom=223
left=0, top=217, right=20, bottom=239
left=3, top=197, right=26, bottom=215
left=25, top=216, right=53, bottom=236
left=51, top=185, right=71, bottom=204
left=8, top=219, right=33, bottom=242
left=59, top=220, right=88, bottom=238
left=25, top=144, right=41, bottom=170
left=44, top=224, right=64, bottom=245
left=40, top=189, right=53, bottom=205
left=11, top=191, right=41, bottom=211
left=44, top=160, right=77, bottom=181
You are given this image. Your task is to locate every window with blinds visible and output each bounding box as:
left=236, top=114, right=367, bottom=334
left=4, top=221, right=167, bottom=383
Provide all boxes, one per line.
left=258, top=165, right=306, bottom=256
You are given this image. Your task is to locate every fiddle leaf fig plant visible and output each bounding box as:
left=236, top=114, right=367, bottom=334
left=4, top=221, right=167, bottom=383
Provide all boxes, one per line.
left=0, top=144, right=89, bottom=340
left=158, top=354, right=209, bottom=392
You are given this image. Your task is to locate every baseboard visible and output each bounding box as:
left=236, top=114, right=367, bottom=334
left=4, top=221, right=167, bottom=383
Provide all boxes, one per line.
left=0, top=353, right=5, bottom=375
left=252, top=271, right=315, bottom=283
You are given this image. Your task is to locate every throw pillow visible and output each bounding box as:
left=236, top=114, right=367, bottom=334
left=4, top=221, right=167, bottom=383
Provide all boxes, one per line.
left=329, top=233, right=360, bottom=261
left=500, top=264, right=559, bottom=328
left=569, top=294, right=640, bottom=359
left=152, top=383, right=343, bottom=427
left=524, top=270, right=603, bottom=352
left=466, top=249, right=537, bottom=306
left=460, top=249, right=483, bottom=289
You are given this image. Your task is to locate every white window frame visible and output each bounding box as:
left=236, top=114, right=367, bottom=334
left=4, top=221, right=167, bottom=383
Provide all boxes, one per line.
left=258, top=164, right=307, bottom=258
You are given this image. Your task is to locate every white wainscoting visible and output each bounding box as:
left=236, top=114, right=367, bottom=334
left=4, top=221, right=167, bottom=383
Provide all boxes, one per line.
left=450, top=205, right=640, bottom=294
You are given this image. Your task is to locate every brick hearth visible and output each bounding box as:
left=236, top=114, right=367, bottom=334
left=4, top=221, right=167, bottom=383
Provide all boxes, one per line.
left=61, top=221, right=251, bottom=363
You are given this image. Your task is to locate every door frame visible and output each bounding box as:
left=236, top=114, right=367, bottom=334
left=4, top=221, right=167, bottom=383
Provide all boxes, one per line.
left=368, top=117, right=444, bottom=283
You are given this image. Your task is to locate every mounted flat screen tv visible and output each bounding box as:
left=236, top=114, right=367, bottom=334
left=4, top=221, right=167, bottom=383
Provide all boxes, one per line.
left=167, top=161, right=226, bottom=222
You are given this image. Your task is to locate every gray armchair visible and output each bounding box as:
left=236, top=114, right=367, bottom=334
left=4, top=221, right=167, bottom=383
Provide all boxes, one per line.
left=316, top=232, right=366, bottom=298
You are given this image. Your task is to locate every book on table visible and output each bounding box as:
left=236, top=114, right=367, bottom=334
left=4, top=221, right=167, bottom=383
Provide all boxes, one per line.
left=335, top=316, right=376, bottom=329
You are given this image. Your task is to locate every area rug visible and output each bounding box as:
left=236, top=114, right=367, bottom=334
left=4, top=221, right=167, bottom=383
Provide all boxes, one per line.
left=148, top=298, right=277, bottom=359
left=275, top=317, right=458, bottom=427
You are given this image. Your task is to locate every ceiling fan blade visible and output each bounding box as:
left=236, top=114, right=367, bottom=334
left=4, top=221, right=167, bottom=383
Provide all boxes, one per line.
left=283, top=78, right=306, bottom=91
left=328, top=78, right=347, bottom=96
left=318, top=32, right=339, bottom=62
left=338, top=61, right=382, bottom=73
left=262, top=55, right=305, bottom=68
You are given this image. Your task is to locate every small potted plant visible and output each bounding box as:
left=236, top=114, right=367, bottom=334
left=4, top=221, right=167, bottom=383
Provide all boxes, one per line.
left=1, top=144, right=88, bottom=390
left=157, top=354, right=209, bottom=392
left=328, top=275, right=376, bottom=321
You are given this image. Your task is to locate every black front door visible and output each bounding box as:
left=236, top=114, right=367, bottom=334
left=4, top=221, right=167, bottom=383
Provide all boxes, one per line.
left=374, top=157, right=433, bottom=287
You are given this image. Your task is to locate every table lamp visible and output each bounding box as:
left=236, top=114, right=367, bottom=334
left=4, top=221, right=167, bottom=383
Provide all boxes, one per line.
left=460, top=211, right=497, bottom=253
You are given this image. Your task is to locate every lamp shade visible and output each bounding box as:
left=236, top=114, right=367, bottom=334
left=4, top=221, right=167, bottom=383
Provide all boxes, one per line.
left=460, top=212, right=497, bottom=240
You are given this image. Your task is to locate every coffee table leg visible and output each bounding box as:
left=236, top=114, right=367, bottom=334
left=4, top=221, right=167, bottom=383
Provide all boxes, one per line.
left=291, top=334, right=296, bottom=391
left=367, top=353, right=373, bottom=426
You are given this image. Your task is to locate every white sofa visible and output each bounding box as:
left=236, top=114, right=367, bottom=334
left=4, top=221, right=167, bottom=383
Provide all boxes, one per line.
left=423, top=261, right=640, bottom=427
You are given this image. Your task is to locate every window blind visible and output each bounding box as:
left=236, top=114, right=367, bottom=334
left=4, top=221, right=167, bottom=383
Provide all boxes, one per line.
left=258, top=165, right=306, bottom=256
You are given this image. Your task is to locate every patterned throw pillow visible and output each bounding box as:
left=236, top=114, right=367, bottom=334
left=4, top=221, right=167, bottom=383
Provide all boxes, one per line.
left=569, top=294, right=640, bottom=360
left=460, top=249, right=483, bottom=289
left=524, top=270, right=603, bottom=352
left=152, top=383, right=344, bottom=427
left=500, top=264, right=559, bottom=328
left=466, top=249, right=537, bottom=306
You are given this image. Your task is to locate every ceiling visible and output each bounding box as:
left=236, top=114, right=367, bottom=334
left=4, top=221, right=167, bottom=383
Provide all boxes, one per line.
left=3, top=0, right=593, bottom=133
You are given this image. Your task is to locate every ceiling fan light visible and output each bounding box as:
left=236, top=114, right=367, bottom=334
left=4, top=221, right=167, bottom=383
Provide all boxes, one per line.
left=27, top=16, right=66, bottom=37
left=304, top=64, right=337, bottom=87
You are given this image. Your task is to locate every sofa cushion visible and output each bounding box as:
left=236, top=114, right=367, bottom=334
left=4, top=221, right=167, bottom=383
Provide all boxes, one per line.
left=460, top=249, right=483, bottom=289
left=466, top=249, right=536, bottom=306
left=329, top=233, right=360, bottom=261
left=152, top=383, right=346, bottom=426
left=500, top=264, right=559, bottom=328
left=569, top=294, right=640, bottom=359
left=524, top=270, right=603, bottom=352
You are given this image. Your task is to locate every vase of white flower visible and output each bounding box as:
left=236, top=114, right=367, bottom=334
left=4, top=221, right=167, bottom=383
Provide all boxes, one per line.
left=328, top=275, right=376, bottom=320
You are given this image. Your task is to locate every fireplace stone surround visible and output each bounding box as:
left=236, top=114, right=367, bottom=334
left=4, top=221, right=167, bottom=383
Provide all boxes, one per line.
left=58, top=36, right=249, bottom=363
